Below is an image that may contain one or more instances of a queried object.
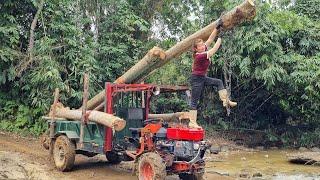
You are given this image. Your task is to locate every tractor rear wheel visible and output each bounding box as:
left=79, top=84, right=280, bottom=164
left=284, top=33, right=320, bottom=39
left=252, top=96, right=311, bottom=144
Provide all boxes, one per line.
left=53, top=135, right=75, bottom=171
left=138, top=152, right=166, bottom=180
left=106, top=151, right=121, bottom=164
left=178, top=173, right=204, bottom=180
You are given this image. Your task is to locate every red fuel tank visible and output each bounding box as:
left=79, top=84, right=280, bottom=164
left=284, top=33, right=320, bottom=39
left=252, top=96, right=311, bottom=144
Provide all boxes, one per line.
left=167, top=127, right=204, bottom=141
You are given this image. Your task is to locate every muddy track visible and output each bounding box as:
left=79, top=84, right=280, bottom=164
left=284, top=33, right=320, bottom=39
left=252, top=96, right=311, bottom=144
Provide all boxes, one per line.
left=0, top=131, right=230, bottom=180
left=0, top=131, right=136, bottom=180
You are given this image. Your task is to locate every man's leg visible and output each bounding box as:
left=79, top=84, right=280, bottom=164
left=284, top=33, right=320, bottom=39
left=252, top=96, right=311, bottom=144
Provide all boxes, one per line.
left=204, top=76, right=237, bottom=107
left=204, top=76, right=224, bottom=90
left=190, top=75, right=205, bottom=109
left=189, top=75, right=205, bottom=128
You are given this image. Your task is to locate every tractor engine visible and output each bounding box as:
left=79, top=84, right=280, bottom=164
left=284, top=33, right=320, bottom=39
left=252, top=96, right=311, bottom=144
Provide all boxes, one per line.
left=155, top=127, right=208, bottom=161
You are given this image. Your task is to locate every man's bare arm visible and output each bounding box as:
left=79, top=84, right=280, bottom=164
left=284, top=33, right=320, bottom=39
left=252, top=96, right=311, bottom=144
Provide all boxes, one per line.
left=205, top=28, right=218, bottom=47
left=207, top=38, right=222, bottom=59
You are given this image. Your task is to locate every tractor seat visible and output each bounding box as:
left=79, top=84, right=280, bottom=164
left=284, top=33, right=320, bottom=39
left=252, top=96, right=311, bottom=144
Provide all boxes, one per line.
left=129, top=128, right=142, bottom=133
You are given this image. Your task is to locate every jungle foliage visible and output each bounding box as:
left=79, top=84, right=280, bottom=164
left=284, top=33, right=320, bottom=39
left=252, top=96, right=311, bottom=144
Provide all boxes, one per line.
left=0, top=0, right=319, bottom=147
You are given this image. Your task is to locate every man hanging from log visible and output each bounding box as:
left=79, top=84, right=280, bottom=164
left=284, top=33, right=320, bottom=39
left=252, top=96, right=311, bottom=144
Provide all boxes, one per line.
left=84, top=0, right=256, bottom=111
left=188, top=19, right=237, bottom=128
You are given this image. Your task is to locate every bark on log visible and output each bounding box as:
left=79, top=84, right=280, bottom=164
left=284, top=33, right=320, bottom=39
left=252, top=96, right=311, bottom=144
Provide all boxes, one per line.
left=50, top=103, right=126, bottom=131
left=115, top=46, right=166, bottom=84
left=149, top=112, right=190, bottom=121
left=85, top=0, right=256, bottom=110
left=85, top=47, right=166, bottom=109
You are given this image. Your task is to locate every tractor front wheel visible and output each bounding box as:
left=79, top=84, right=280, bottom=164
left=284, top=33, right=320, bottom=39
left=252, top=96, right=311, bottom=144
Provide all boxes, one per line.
left=53, top=135, right=75, bottom=171
left=138, top=152, right=166, bottom=180
left=178, top=173, right=204, bottom=180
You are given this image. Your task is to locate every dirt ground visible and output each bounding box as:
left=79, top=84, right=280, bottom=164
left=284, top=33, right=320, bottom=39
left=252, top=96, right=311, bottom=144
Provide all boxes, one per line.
left=0, top=131, right=231, bottom=180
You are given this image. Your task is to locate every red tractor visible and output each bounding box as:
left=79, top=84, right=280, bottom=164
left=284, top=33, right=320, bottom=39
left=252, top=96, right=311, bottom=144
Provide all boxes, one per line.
left=44, top=82, right=210, bottom=180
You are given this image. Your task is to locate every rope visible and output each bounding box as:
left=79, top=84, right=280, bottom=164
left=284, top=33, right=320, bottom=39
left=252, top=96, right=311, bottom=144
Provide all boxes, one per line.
left=223, top=57, right=232, bottom=116
left=220, top=30, right=233, bottom=116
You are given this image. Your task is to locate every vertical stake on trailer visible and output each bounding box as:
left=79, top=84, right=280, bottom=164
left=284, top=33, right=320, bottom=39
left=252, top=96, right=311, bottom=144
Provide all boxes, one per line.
left=49, top=88, right=59, bottom=155
left=80, top=73, right=89, bottom=149
left=141, top=81, right=145, bottom=108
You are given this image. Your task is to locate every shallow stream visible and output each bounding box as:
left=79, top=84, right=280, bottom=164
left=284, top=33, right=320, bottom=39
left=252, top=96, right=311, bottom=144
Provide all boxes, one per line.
left=206, top=150, right=320, bottom=179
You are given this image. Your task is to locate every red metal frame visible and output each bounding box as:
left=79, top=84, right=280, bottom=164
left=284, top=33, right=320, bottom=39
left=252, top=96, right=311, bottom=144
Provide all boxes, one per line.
left=125, top=122, right=162, bottom=160
left=103, top=83, right=155, bottom=152
left=104, top=82, right=113, bottom=152
left=102, top=82, right=205, bottom=174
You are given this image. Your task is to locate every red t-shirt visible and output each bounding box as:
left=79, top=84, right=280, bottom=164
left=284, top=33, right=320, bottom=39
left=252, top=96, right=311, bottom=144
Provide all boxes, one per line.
left=192, top=46, right=210, bottom=76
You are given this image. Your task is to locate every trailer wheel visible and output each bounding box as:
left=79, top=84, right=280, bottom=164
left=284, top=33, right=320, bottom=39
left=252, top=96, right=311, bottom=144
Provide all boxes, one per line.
left=138, top=152, right=166, bottom=180
left=106, top=151, right=121, bottom=164
left=53, top=135, right=75, bottom=171
left=178, top=173, right=204, bottom=180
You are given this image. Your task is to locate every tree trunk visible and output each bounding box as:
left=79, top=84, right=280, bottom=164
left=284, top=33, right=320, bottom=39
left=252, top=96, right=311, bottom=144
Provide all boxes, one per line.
left=51, top=103, right=126, bottom=131
left=16, top=0, right=44, bottom=77
left=85, top=0, right=256, bottom=110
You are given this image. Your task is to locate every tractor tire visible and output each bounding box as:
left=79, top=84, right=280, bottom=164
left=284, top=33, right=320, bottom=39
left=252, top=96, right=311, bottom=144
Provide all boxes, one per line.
left=53, top=135, right=75, bottom=171
left=178, top=173, right=204, bottom=180
left=106, top=151, right=121, bottom=164
left=137, top=152, right=166, bottom=180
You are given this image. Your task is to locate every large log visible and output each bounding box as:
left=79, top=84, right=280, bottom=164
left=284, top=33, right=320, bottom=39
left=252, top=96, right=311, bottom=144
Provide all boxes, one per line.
left=50, top=103, right=126, bottom=131
left=85, top=0, right=256, bottom=110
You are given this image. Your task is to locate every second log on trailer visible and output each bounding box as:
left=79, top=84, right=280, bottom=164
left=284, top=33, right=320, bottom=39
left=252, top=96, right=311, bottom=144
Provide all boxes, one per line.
left=49, top=103, right=126, bottom=131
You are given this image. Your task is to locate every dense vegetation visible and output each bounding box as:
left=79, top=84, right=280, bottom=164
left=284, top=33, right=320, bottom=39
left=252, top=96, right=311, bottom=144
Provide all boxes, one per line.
left=0, top=0, right=319, bottom=147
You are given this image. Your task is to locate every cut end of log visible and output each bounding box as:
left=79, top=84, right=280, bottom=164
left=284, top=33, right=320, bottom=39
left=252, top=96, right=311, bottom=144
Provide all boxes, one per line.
left=115, top=77, right=125, bottom=84
left=159, top=51, right=166, bottom=60
left=247, top=0, right=255, bottom=6
left=49, top=102, right=67, bottom=117
left=113, top=119, right=126, bottom=131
